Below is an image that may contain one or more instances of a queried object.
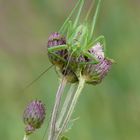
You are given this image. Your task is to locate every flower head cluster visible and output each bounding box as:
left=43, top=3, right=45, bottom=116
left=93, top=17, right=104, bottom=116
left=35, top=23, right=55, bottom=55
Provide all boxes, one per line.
left=23, top=100, right=46, bottom=135
left=46, top=0, right=114, bottom=85
left=47, top=32, right=113, bottom=85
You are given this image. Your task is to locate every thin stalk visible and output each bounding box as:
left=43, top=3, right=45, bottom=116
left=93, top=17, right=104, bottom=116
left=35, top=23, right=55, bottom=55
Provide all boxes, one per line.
left=48, top=78, right=67, bottom=140
left=48, top=44, right=75, bottom=140
left=55, top=77, right=85, bottom=139
left=23, top=134, right=29, bottom=140
left=56, top=84, right=77, bottom=129
left=90, top=0, right=102, bottom=39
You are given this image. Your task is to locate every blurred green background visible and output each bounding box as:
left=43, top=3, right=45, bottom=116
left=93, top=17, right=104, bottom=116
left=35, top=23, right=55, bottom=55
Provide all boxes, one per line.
left=0, top=0, right=140, bottom=140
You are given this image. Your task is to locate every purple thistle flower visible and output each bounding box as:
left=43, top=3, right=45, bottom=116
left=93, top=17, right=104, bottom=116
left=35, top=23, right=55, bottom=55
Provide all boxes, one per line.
left=82, top=42, right=113, bottom=85
left=83, top=58, right=113, bottom=85
left=47, top=32, right=79, bottom=83
left=89, top=42, right=104, bottom=61
left=48, top=32, right=66, bottom=47
left=23, top=100, right=46, bottom=135
left=47, top=32, right=67, bottom=68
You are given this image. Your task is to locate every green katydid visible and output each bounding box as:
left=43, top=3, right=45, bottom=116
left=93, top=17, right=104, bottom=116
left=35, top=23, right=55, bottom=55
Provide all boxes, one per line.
left=48, top=0, right=104, bottom=70
left=23, top=0, right=104, bottom=90
left=22, top=1, right=113, bottom=140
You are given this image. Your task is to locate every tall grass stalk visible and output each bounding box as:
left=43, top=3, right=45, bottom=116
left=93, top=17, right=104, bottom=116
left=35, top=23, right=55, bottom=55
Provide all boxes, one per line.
left=56, top=84, right=77, bottom=129
left=55, top=77, right=85, bottom=139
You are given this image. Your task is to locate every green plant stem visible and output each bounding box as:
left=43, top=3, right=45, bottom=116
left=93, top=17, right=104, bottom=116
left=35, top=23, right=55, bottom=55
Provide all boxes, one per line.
left=48, top=78, right=67, bottom=140
left=23, top=134, right=29, bottom=140
left=56, top=84, right=77, bottom=130
left=55, top=77, right=85, bottom=139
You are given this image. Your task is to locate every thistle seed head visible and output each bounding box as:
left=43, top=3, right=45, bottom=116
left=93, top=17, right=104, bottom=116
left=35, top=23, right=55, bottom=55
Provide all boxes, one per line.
left=47, top=32, right=67, bottom=67
left=23, top=100, right=46, bottom=135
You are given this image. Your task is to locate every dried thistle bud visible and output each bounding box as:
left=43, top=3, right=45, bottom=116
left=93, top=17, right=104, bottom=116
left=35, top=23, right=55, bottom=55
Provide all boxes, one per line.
left=47, top=32, right=67, bottom=68
left=23, top=100, right=46, bottom=135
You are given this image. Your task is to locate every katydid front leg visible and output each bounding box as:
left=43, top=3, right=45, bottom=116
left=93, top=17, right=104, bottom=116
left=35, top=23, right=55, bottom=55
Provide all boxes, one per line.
left=48, top=44, right=68, bottom=63
left=48, top=44, right=68, bottom=52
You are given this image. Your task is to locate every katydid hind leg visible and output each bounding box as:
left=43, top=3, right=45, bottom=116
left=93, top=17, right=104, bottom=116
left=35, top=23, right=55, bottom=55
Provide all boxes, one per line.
left=67, top=21, right=73, bottom=39
left=48, top=45, right=68, bottom=53
left=73, top=0, right=85, bottom=29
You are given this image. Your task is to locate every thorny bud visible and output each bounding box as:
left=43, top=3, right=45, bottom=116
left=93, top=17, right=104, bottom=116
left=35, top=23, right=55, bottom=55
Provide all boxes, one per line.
left=23, top=100, right=46, bottom=135
left=82, top=43, right=113, bottom=85
left=47, top=32, right=67, bottom=68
